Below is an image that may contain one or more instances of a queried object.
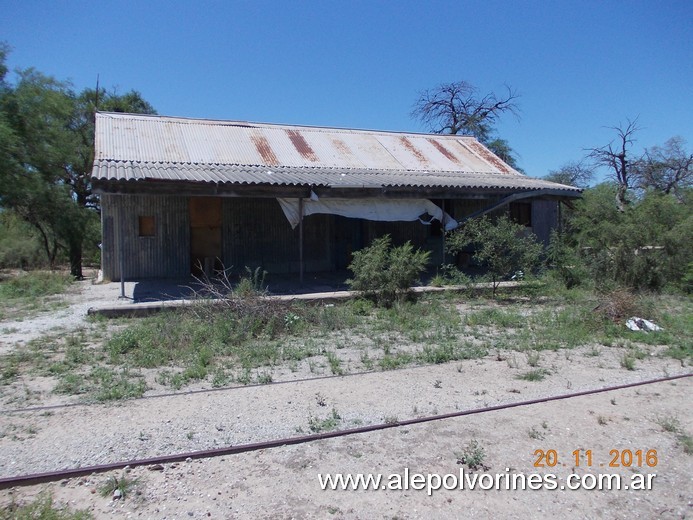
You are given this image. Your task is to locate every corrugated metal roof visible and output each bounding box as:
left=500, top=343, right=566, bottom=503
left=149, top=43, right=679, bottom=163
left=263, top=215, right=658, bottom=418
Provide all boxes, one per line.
left=92, top=112, right=580, bottom=193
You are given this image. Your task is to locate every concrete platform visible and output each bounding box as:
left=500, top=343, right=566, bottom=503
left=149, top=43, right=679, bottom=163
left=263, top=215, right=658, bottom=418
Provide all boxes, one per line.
left=87, top=282, right=526, bottom=318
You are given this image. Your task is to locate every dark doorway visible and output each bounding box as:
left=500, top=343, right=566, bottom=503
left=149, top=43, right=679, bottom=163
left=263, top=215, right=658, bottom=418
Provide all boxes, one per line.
left=189, top=197, right=222, bottom=277
left=333, top=216, right=363, bottom=270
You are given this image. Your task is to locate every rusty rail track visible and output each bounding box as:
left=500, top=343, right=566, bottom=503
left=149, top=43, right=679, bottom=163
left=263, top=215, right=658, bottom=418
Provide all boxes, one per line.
left=1, top=373, right=689, bottom=490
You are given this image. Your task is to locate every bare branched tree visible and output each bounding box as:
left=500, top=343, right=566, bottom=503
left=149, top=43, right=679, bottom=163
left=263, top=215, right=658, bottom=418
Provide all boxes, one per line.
left=587, top=119, right=641, bottom=212
left=633, top=136, right=692, bottom=201
left=411, top=81, right=519, bottom=140
left=544, top=160, right=594, bottom=188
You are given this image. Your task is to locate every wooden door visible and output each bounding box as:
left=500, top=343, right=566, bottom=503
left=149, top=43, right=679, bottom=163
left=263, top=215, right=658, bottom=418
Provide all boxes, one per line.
left=189, top=197, right=222, bottom=277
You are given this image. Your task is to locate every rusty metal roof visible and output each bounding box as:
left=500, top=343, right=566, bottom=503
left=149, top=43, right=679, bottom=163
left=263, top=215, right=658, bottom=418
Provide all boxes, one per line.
left=92, top=112, right=580, bottom=194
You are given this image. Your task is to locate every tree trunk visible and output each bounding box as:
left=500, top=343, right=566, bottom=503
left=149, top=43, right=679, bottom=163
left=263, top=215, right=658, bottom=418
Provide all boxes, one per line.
left=69, top=239, right=83, bottom=279
left=615, top=185, right=628, bottom=213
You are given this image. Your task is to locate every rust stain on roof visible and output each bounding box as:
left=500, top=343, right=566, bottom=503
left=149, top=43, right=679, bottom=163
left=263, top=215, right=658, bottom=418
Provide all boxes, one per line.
left=250, top=134, right=279, bottom=165
left=427, top=138, right=460, bottom=165
left=331, top=137, right=352, bottom=157
left=399, top=137, right=428, bottom=166
left=464, top=140, right=513, bottom=173
left=286, top=129, right=318, bottom=162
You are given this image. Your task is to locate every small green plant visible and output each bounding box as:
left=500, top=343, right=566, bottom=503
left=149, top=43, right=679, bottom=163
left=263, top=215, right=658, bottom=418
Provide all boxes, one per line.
left=347, top=235, right=430, bottom=306
left=236, top=368, right=253, bottom=385
left=528, top=426, right=545, bottom=440
left=620, top=354, right=636, bottom=371
left=455, top=439, right=486, bottom=470
left=526, top=351, right=541, bottom=367
left=99, top=474, right=139, bottom=500
left=655, top=416, right=692, bottom=455
left=657, top=415, right=681, bottom=433
left=235, top=266, right=268, bottom=296
left=360, top=351, right=374, bottom=370
left=597, top=415, right=608, bottom=426
left=256, top=371, right=273, bottom=384
left=284, top=312, right=300, bottom=331
left=325, top=351, right=344, bottom=375
left=517, top=368, right=549, bottom=382
left=586, top=346, right=601, bottom=357
left=0, top=492, right=93, bottom=519
left=308, top=408, right=342, bottom=433
left=678, top=433, right=692, bottom=455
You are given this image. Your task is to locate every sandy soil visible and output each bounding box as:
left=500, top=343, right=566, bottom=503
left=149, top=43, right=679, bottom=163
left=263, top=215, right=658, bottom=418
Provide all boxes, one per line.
left=0, top=275, right=132, bottom=354
left=1, top=356, right=691, bottom=518
left=0, top=277, right=691, bottom=519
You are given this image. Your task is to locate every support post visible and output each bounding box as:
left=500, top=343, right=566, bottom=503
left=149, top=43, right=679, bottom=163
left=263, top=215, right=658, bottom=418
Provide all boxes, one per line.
left=557, top=201, right=563, bottom=234
left=441, top=199, right=446, bottom=267
left=298, top=197, right=304, bottom=287
left=118, top=207, right=126, bottom=299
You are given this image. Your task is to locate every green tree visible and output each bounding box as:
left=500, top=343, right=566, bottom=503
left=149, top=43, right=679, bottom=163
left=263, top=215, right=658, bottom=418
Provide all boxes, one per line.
left=347, top=235, right=430, bottom=306
left=411, top=80, right=523, bottom=170
left=0, top=46, right=155, bottom=277
left=0, top=67, right=77, bottom=268
left=446, top=216, right=542, bottom=297
left=565, top=183, right=691, bottom=291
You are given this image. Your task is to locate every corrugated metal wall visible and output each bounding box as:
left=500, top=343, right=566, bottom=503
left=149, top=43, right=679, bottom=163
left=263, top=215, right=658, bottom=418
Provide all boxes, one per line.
left=222, top=198, right=333, bottom=274
left=101, top=194, right=190, bottom=280
left=530, top=200, right=558, bottom=245
left=101, top=195, right=559, bottom=280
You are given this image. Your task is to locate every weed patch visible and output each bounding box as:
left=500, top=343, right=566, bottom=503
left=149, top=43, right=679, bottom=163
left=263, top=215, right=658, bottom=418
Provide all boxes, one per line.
left=0, top=271, right=72, bottom=300
left=517, top=368, right=550, bottom=382
left=455, top=439, right=487, bottom=470
left=0, top=492, right=93, bottom=519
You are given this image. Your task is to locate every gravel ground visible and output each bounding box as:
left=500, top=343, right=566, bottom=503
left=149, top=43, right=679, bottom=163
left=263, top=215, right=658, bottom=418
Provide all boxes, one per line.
left=1, top=276, right=690, bottom=518
left=0, top=276, right=141, bottom=354
left=1, top=372, right=690, bottom=519
left=0, top=345, right=689, bottom=478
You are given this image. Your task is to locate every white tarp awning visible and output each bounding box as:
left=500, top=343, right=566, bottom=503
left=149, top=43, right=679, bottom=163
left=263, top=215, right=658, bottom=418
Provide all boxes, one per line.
left=277, top=196, right=458, bottom=230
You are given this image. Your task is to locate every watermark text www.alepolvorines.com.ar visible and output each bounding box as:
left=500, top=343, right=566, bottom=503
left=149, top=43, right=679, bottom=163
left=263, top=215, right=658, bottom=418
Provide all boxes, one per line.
left=318, top=468, right=656, bottom=496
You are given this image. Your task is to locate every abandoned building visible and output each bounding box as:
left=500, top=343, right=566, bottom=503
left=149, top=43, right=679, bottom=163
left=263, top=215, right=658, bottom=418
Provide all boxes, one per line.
left=91, top=112, right=581, bottom=282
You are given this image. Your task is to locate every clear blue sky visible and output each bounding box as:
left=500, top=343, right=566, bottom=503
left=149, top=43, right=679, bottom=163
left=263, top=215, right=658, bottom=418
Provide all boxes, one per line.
left=2, top=0, right=691, bottom=181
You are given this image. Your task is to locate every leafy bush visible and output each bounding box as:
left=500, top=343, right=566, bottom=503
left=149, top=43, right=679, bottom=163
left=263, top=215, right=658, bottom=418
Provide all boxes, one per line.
left=446, top=216, right=542, bottom=297
left=0, top=492, right=93, bottom=519
left=0, top=271, right=72, bottom=300
left=0, top=211, right=51, bottom=269
left=546, top=230, right=589, bottom=289
left=568, top=186, right=692, bottom=292
left=347, top=235, right=430, bottom=306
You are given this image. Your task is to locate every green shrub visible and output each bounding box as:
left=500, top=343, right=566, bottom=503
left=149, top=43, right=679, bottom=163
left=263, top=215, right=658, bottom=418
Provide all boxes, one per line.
left=0, top=492, right=93, bottom=519
left=447, top=216, right=542, bottom=297
left=347, top=235, right=430, bottom=306
left=0, top=211, right=49, bottom=269
left=569, top=186, right=692, bottom=292
left=546, top=230, right=588, bottom=289
left=0, top=271, right=72, bottom=300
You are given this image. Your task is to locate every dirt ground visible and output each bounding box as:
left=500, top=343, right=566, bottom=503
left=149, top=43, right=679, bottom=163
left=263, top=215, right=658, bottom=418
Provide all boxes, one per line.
left=0, top=276, right=691, bottom=519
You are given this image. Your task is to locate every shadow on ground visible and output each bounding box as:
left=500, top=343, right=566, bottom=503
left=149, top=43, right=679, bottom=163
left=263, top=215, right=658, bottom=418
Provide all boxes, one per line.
left=130, top=271, right=353, bottom=302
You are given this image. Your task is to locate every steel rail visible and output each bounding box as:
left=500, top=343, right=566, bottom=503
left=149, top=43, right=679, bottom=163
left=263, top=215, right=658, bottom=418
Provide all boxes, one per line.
left=1, top=363, right=434, bottom=415
left=1, top=372, right=689, bottom=490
